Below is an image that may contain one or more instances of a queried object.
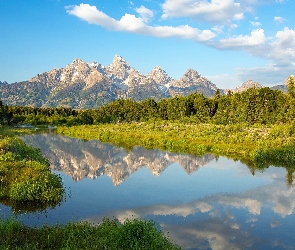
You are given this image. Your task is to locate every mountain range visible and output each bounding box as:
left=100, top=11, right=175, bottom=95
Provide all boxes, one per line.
left=0, top=55, right=291, bottom=109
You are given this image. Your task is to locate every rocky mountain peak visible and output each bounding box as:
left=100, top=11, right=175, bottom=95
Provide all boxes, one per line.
left=0, top=81, right=8, bottom=85
left=167, top=68, right=218, bottom=97
left=88, top=61, right=106, bottom=74
left=71, top=58, right=86, bottom=66
left=123, top=68, right=145, bottom=87
left=88, top=61, right=98, bottom=68
left=106, top=55, right=131, bottom=81
left=147, top=66, right=173, bottom=85
left=113, top=54, right=128, bottom=64
left=233, top=79, right=263, bottom=93
left=172, top=68, right=208, bottom=89
left=181, top=68, right=201, bottom=81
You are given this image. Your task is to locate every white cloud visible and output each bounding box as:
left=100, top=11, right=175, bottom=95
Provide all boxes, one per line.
left=218, top=197, right=262, bottom=215
left=66, top=3, right=295, bottom=88
left=119, top=13, right=146, bottom=32
left=236, top=64, right=295, bottom=86
left=65, top=4, right=117, bottom=29
left=161, top=0, right=244, bottom=23
left=211, top=25, right=224, bottom=34
left=206, top=74, right=242, bottom=89
left=215, top=29, right=266, bottom=49
left=250, top=21, right=262, bottom=27
left=66, top=4, right=216, bottom=42
left=135, top=6, right=154, bottom=23
left=271, top=27, right=295, bottom=52
left=229, top=23, right=238, bottom=30
left=274, top=16, right=285, bottom=23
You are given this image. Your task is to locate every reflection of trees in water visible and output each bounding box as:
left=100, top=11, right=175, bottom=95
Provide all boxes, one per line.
left=1, top=197, right=64, bottom=214
left=286, top=169, right=295, bottom=188
left=22, top=134, right=215, bottom=185
left=235, top=157, right=295, bottom=187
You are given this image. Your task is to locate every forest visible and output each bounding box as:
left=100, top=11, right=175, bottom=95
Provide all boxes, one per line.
left=1, top=76, right=295, bottom=127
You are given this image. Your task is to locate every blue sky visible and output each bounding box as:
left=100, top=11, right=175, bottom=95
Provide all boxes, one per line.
left=0, top=0, right=294, bottom=89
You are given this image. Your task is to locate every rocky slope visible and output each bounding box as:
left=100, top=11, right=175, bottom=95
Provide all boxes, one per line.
left=0, top=56, right=292, bottom=109
left=0, top=55, right=219, bottom=109
left=232, top=79, right=263, bottom=93
left=272, top=75, right=295, bottom=93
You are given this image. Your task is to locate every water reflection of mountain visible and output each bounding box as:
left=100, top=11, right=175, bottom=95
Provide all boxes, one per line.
left=22, top=134, right=215, bottom=185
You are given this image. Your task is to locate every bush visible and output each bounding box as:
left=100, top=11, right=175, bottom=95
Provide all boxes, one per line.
left=0, top=135, right=64, bottom=210
left=0, top=218, right=180, bottom=250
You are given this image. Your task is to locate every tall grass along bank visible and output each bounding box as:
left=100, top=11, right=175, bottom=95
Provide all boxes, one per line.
left=0, top=126, right=65, bottom=212
left=0, top=217, right=180, bottom=250
left=57, top=122, right=295, bottom=169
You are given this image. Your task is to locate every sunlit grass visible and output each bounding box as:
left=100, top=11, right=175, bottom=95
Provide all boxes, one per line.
left=57, top=121, right=295, bottom=168
left=0, top=217, right=180, bottom=250
left=0, top=126, right=65, bottom=211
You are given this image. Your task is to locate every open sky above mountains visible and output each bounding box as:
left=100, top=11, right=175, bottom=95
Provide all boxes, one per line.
left=1, top=0, right=294, bottom=89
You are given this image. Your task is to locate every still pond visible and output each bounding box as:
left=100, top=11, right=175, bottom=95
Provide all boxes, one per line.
left=1, top=133, right=295, bottom=249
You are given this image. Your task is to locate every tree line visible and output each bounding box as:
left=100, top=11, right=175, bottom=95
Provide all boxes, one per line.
left=1, top=76, right=295, bottom=126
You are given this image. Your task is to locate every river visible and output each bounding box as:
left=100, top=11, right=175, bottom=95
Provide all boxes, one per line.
left=1, top=132, right=295, bottom=249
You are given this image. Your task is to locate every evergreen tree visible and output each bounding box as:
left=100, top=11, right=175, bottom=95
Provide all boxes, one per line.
left=287, top=76, right=295, bottom=98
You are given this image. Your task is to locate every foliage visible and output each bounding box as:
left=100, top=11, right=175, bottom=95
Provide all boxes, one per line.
left=0, top=217, right=180, bottom=250
left=0, top=86, right=290, bottom=127
left=57, top=121, right=295, bottom=169
left=0, top=130, right=65, bottom=211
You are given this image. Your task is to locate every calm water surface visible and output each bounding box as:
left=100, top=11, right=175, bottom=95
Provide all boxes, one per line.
left=1, top=133, right=295, bottom=249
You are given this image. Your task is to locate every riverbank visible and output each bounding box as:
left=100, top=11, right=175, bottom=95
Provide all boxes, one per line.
left=57, top=122, right=295, bottom=169
left=0, top=217, right=180, bottom=249
left=0, top=126, right=181, bottom=249
left=0, top=126, right=64, bottom=212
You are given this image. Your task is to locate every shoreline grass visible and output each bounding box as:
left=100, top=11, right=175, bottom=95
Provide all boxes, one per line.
left=57, top=121, right=295, bottom=169
left=0, top=217, right=180, bottom=250
left=0, top=126, right=65, bottom=212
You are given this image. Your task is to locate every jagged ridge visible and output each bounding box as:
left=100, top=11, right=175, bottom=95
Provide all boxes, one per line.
left=0, top=55, right=219, bottom=109
left=0, top=55, right=292, bottom=109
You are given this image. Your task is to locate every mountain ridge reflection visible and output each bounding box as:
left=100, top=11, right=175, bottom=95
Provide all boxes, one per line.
left=22, top=134, right=216, bottom=185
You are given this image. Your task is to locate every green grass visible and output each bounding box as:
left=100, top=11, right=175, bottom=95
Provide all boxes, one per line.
left=0, top=217, right=180, bottom=250
left=57, top=121, right=295, bottom=169
left=0, top=126, right=65, bottom=212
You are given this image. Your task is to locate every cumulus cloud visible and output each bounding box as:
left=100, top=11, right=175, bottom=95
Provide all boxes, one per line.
left=161, top=0, right=244, bottom=23
left=135, top=5, right=154, bottom=23
left=66, top=4, right=216, bottom=42
left=270, top=27, right=295, bottom=61
left=236, top=63, right=295, bottom=86
left=218, top=197, right=262, bottom=215
left=65, top=4, right=117, bottom=29
left=66, top=3, right=295, bottom=88
left=214, top=29, right=266, bottom=49
left=274, top=16, right=285, bottom=23
left=216, top=27, right=295, bottom=85
left=250, top=21, right=262, bottom=27
left=211, top=25, right=224, bottom=34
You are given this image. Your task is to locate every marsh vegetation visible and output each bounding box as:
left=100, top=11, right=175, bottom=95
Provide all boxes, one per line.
left=0, top=127, right=65, bottom=212
left=0, top=217, right=180, bottom=249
